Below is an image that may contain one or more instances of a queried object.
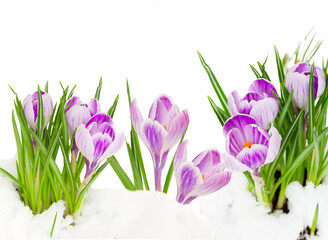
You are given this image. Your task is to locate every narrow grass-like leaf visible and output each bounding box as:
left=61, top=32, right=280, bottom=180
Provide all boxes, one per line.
left=270, top=127, right=328, bottom=201
left=107, top=94, right=119, bottom=118
left=45, top=81, right=49, bottom=93
left=126, top=140, right=143, bottom=189
left=309, top=132, right=320, bottom=183
left=163, top=124, right=188, bottom=194
left=249, top=64, right=261, bottom=79
left=308, top=63, right=315, bottom=143
left=94, top=76, right=102, bottom=101
left=109, top=156, right=136, bottom=191
left=198, top=51, right=230, bottom=115
left=311, top=203, right=319, bottom=235
left=208, top=96, right=229, bottom=126
left=50, top=212, right=57, bottom=238
left=0, top=167, right=27, bottom=191
left=274, top=46, right=285, bottom=85
left=257, top=61, right=271, bottom=81
left=306, top=41, right=323, bottom=62
left=278, top=89, right=294, bottom=129
left=67, top=85, right=77, bottom=99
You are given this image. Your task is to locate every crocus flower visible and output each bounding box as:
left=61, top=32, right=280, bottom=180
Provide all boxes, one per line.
left=65, top=96, right=101, bottom=139
left=228, top=78, right=279, bottom=130
left=174, top=140, right=231, bottom=204
left=75, top=113, right=124, bottom=178
left=222, top=114, right=281, bottom=175
left=285, top=62, right=326, bottom=110
left=23, top=91, right=54, bottom=132
left=130, top=95, right=189, bottom=191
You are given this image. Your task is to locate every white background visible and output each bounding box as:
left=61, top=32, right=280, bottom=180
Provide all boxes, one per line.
left=0, top=0, right=327, bottom=197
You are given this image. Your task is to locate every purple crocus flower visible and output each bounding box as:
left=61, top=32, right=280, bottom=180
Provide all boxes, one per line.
left=228, top=78, right=279, bottom=130
left=285, top=62, right=326, bottom=110
left=75, top=113, right=124, bottom=178
left=130, top=94, right=189, bottom=191
left=222, top=114, right=281, bottom=175
left=23, top=91, right=54, bottom=132
left=174, top=140, right=231, bottom=204
left=65, top=96, right=101, bottom=139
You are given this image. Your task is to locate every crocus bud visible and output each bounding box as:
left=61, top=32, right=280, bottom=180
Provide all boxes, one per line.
left=285, top=62, right=326, bottom=110
left=65, top=97, right=101, bottom=139
left=23, top=91, right=53, bottom=132
left=174, top=140, right=231, bottom=204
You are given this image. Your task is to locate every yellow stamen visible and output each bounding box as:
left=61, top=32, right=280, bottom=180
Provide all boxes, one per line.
left=243, top=141, right=253, bottom=149
left=164, top=125, right=167, bottom=131
left=202, top=174, right=205, bottom=180
left=296, top=59, right=301, bottom=63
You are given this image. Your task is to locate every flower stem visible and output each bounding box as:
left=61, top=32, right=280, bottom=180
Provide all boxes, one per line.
left=155, top=171, right=162, bottom=192
left=252, top=174, right=272, bottom=209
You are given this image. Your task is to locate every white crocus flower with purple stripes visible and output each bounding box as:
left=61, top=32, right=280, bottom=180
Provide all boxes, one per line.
left=174, top=140, right=231, bottom=204
left=222, top=114, right=281, bottom=176
left=130, top=95, right=189, bottom=191
left=23, top=91, right=53, bottom=132
left=65, top=96, right=101, bottom=139
left=285, top=62, right=326, bottom=111
left=75, top=113, right=124, bottom=179
left=228, top=78, right=279, bottom=130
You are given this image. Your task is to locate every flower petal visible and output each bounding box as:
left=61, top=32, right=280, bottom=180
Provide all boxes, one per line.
left=223, top=114, right=257, bottom=136
left=176, top=162, right=202, bottom=204
left=249, top=98, right=279, bottom=130
left=65, top=96, right=82, bottom=112
left=228, top=90, right=241, bottom=115
left=193, top=149, right=223, bottom=175
left=130, top=99, right=144, bottom=135
left=23, top=95, right=37, bottom=131
left=174, top=140, right=189, bottom=170
left=248, top=78, right=278, bottom=99
left=66, top=105, right=91, bottom=138
left=88, top=98, right=101, bottom=116
left=236, top=144, right=268, bottom=170
left=92, top=132, right=112, bottom=165
left=264, top=127, right=282, bottom=164
left=226, top=128, right=245, bottom=157
left=243, top=124, right=270, bottom=146
left=222, top=153, right=252, bottom=173
left=101, top=132, right=125, bottom=161
left=285, top=72, right=310, bottom=109
left=86, top=113, right=113, bottom=129
left=75, top=124, right=94, bottom=162
left=162, top=110, right=189, bottom=153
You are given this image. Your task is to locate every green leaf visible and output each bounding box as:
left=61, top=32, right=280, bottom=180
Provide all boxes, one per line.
left=308, top=63, right=315, bottom=143
left=208, top=96, right=229, bottom=126
left=265, top=109, right=304, bottom=188
left=107, top=94, right=119, bottom=118
left=269, top=127, right=328, bottom=201
left=0, top=167, right=27, bottom=191
left=94, top=76, right=102, bottom=101
left=109, top=156, right=136, bottom=191
left=50, top=212, right=57, bottom=238
left=198, top=51, right=230, bottom=116
left=126, top=140, right=143, bottom=189
left=309, top=132, right=320, bottom=183
left=249, top=64, right=261, bottom=79
left=311, top=203, right=319, bottom=235
left=274, top=46, right=285, bottom=85
left=257, top=61, right=270, bottom=81
left=45, top=81, right=49, bottom=93
left=277, top=89, right=294, bottom=130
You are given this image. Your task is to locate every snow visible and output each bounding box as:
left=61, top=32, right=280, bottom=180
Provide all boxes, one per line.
left=0, top=157, right=213, bottom=239
left=199, top=173, right=328, bottom=240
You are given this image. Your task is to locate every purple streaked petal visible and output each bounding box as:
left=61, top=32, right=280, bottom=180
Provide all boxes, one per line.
left=86, top=113, right=113, bottom=129
left=140, top=119, right=167, bottom=167
left=173, top=140, right=188, bottom=170
left=92, top=132, right=112, bottom=164
left=188, top=171, right=231, bottom=199
left=65, top=96, right=82, bottom=112
left=98, top=122, right=115, bottom=141
left=317, top=67, right=326, bottom=98
left=66, top=105, right=91, bottom=138
left=249, top=98, right=279, bottom=130
left=162, top=110, right=189, bottom=153
left=228, top=90, right=241, bottom=115
left=88, top=98, right=101, bottom=117
left=23, top=95, right=37, bottom=131
left=264, top=127, right=282, bottom=164
left=236, top=144, right=268, bottom=170
left=42, top=93, right=54, bottom=125
left=241, top=92, right=265, bottom=102
left=226, top=128, right=245, bottom=157
left=223, top=114, right=257, bottom=136
left=75, top=124, right=94, bottom=162
left=285, top=72, right=310, bottom=109
left=243, top=124, right=270, bottom=146
left=176, top=162, right=202, bottom=204
left=248, top=78, right=278, bottom=99
left=130, top=99, right=144, bottom=135
left=238, top=100, right=252, bottom=114
left=101, top=132, right=125, bottom=161
left=193, top=149, right=222, bottom=175
left=222, top=153, right=252, bottom=173
left=148, top=97, right=168, bottom=125
left=159, top=95, right=174, bottom=111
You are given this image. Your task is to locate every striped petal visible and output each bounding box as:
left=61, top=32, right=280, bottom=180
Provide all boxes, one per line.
left=264, top=127, right=282, bottom=164
left=130, top=99, right=144, bottom=135
left=249, top=98, right=279, bottom=130
left=66, top=105, right=91, bottom=138
left=223, top=114, right=257, bottom=136
left=75, top=125, right=94, bottom=162
left=236, top=144, right=268, bottom=170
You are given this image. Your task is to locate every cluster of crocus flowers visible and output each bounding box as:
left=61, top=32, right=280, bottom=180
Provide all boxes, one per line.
left=285, top=62, right=326, bottom=111
left=130, top=95, right=189, bottom=191
left=174, top=140, right=231, bottom=204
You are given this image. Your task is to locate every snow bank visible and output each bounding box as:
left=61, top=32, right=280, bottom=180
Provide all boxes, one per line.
left=200, top=173, right=327, bottom=240
left=0, top=157, right=213, bottom=239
